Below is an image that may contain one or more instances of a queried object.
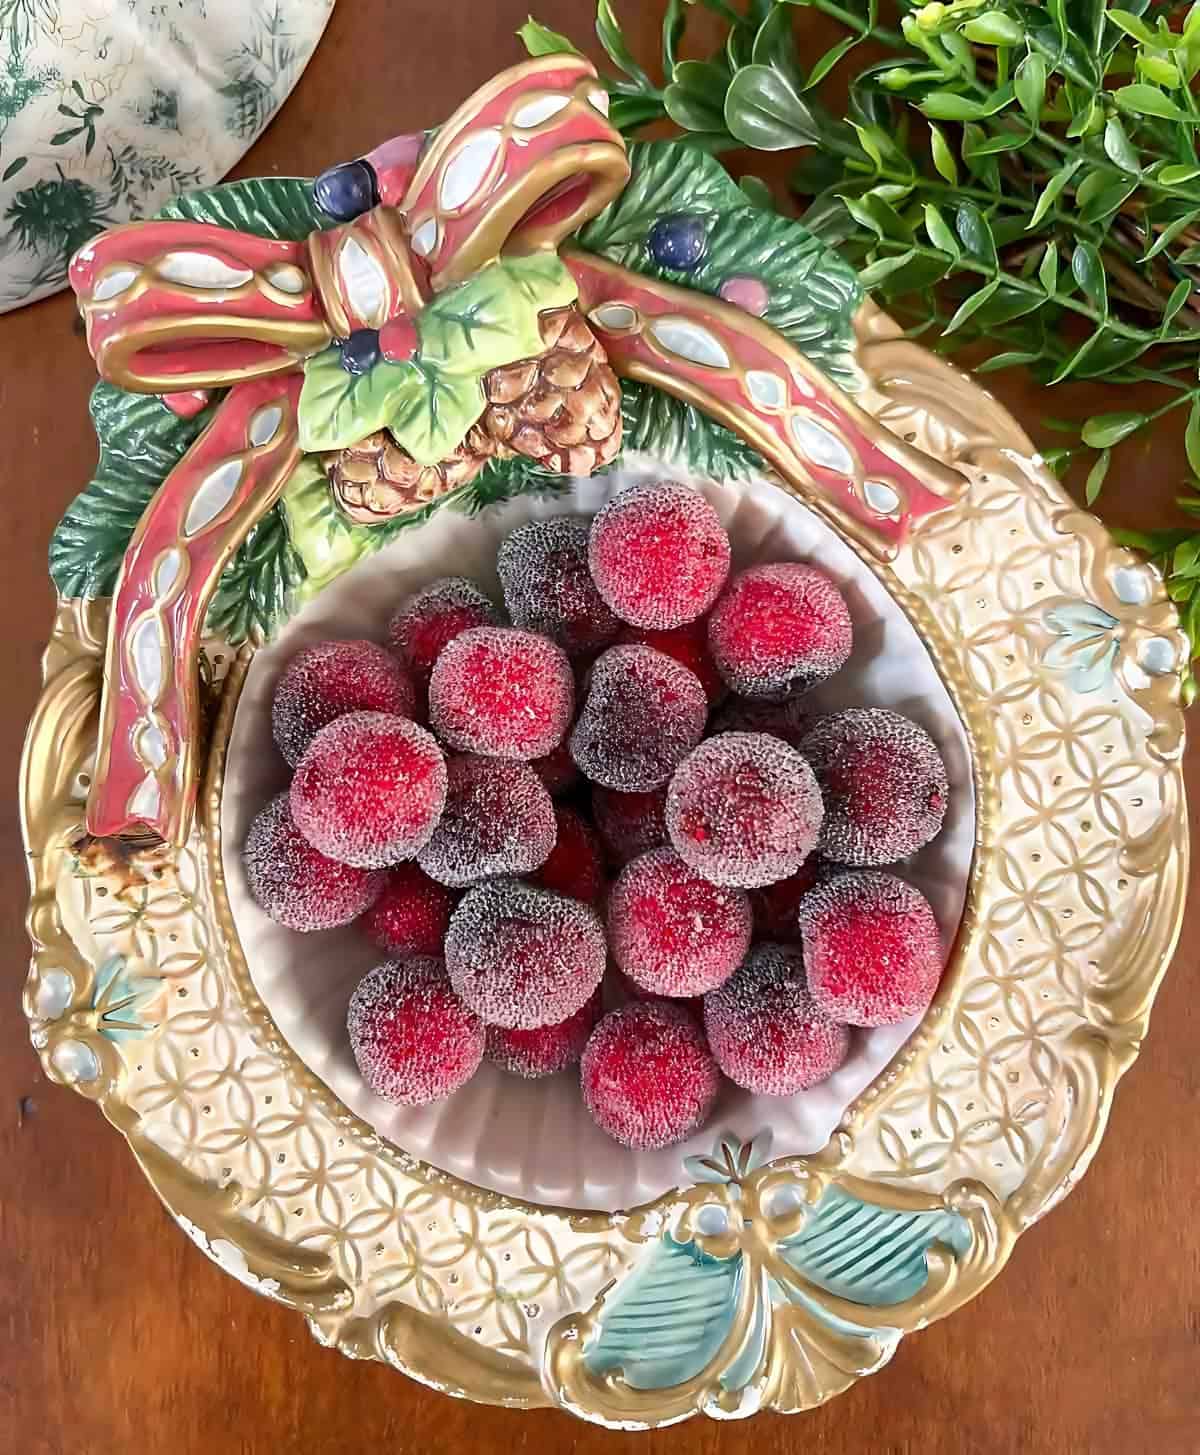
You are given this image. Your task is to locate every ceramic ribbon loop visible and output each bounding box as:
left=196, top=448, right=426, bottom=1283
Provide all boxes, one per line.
left=566, top=251, right=966, bottom=558
left=69, top=54, right=627, bottom=845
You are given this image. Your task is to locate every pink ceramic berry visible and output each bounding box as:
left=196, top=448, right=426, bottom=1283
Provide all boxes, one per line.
left=608, top=848, right=751, bottom=997
left=387, top=576, right=501, bottom=689
left=417, top=755, right=555, bottom=888
left=570, top=644, right=707, bottom=792
left=801, top=708, right=949, bottom=866
left=581, top=1001, right=720, bottom=1149
left=591, top=784, right=668, bottom=866
left=290, top=712, right=447, bottom=869
left=710, top=694, right=812, bottom=751
left=485, top=989, right=603, bottom=1079
left=588, top=482, right=731, bottom=629
left=428, top=626, right=574, bottom=761
left=666, top=732, right=824, bottom=888
left=360, top=862, right=457, bottom=957
left=497, top=516, right=620, bottom=656
left=347, top=957, right=484, bottom=1105
left=445, top=879, right=606, bottom=1029
left=534, top=805, right=606, bottom=905
left=797, top=870, right=943, bottom=1027
left=707, top=563, right=852, bottom=700
left=703, top=943, right=850, bottom=1095
left=615, top=618, right=725, bottom=706
left=271, top=639, right=415, bottom=767
left=244, top=792, right=383, bottom=932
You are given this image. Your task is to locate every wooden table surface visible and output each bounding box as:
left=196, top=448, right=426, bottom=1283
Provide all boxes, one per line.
left=1, top=3, right=1197, bottom=1451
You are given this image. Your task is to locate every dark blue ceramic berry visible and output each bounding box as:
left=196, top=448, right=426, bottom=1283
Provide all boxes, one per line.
left=313, top=159, right=379, bottom=221
left=647, top=213, right=708, bottom=271
left=340, top=329, right=381, bottom=375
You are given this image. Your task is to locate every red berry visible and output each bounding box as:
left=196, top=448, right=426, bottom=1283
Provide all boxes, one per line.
left=801, top=708, right=949, bottom=866
left=570, top=644, right=707, bottom=792
left=360, top=862, right=457, bottom=957
left=748, top=860, right=825, bottom=942
left=608, top=848, right=751, bottom=997
left=581, top=1001, right=719, bottom=1149
left=589, top=482, right=731, bottom=629
left=666, top=732, right=824, bottom=888
left=591, top=784, right=668, bottom=866
left=445, top=879, right=606, bottom=1029
left=347, top=957, right=483, bottom=1105
left=271, top=639, right=415, bottom=767
left=707, top=563, right=852, bottom=700
left=797, top=870, right=943, bottom=1027
left=615, top=618, right=725, bottom=705
left=611, top=966, right=704, bottom=1017
left=531, top=742, right=580, bottom=797
left=291, top=712, right=447, bottom=869
left=485, top=989, right=602, bottom=1079
left=387, top=577, right=501, bottom=690
left=703, top=943, right=849, bottom=1095
left=534, top=805, right=606, bottom=905
left=417, top=755, right=555, bottom=887
left=710, top=694, right=812, bottom=750
left=428, top=626, right=574, bottom=761
left=243, top=792, right=383, bottom=931
left=497, top=516, right=620, bottom=656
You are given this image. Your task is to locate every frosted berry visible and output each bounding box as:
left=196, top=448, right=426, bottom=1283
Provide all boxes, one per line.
left=429, top=626, right=574, bottom=760
left=710, top=694, right=812, bottom=751
left=341, top=328, right=381, bottom=375
left=591, top=784, right=668, bottom=867
left=589, top=482, right=731, bottom=629
left=445, top=879, right=606, bottom=1029
left=313, top=158, right=379, bottom=221
left=581, top=1001, right=719, bottom=1149
left=291, top=712, right=446, bottom=869
left=347, top=957, right=483, bottom=1106
left=485, top=989, right=602, bottom=1079
left=387, top=577, right=501, bottom=691
left=704, top=943, right=850, bottom=1096
left=707, top=563, right=852, bottom=700
left=534, top=805, right=606, bottom=905
left=361, top=862, right=457, bottom=958
left=271, top=639, right=415, bottom=767
left=615, top=618, right=725, bottom=706
left=748, top=859, right=825, bottom=942
left=798, top=870, right=943, bottom=1027
left=801, top=708, right=948, bottom=866
left=570, top=644, right=707, bottom=792
left=531, top=742, right=580, bottom=797
left=609, top=848, right=751, bottom=998
left=647, top=213, right=708, bottom=271
left=417, top=755, right=555, bottom=888
left=497, top=516, right=620, bottom=656
left=666, top=732, right=824, bottom=888
left=244, top=792, right=382, bottom=932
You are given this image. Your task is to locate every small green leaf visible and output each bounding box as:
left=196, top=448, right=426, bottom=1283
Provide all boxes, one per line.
left=943, top=278, right=1001, bottom=334
left=516, top=16, right=580, bottom=54
left=1028, top=159, right=1079, bottom=227
left=928, top=123, right=958, bottom=184
left=1, top=156, right=27, bottom=180
left=1158, top=162, right=1200, bottom=186
left=920, top=93, right=986, bottom=121
left=1080, top=410, right=1147, bottom=447
left=1103, top=116, right=1141, bottom=173
left=724, top=64, right=820, bottom=150
left=955, top=203, right=997, bottom=267
left=596, top=0, right=654, bottom=91
left=923, top=202, right=959, bottom=256
left=858, top=250, right=918, bottom=287
left=418, top=254, right=576, bottom=376
left=752, top=3, right=806, bottom=93
left=1186, top=399, right=1200, bottom=478
left=1143, top=210, right=1200, bottom=262
left=1162, top=278, right=1192, bottom=330
left=50, top=127, right=82, bottom=145
left=1014, top=54, right=1047, bottom=119
left=1084, top=449, right=1111, bottom=505
left=1114, top=83, right=1190, bottom=121
left=1039, top=241, right=1059, bottom=293
left=851, top=122, right=884, bottom=169
left=1074, top=168, right=1110, bottom=211
left=738, top=175, right=774, bottom=209
left=1071, top=242, right=1107, bottom=312
left=662, top=0, right=685, bottom=71
left=976, top=349, right=1042, bottom=372
left=665, top=62, right=729, bottom=133
left=298, top=348, right=420, bottom=454
left=963, top=11, right=1023, bottom=45
left=803, top=35, right=859, bottom=90
left=1107, top=9, right=1157, bottom=44
left=1138, top=54, right=1181, bottom=88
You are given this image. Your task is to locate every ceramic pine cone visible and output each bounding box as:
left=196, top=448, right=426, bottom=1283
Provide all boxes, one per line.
left=323, top=305, right=622, bottom=525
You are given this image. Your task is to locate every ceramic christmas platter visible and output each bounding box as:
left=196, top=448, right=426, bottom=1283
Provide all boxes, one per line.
left=20, top=54, right=1189, bottom=1428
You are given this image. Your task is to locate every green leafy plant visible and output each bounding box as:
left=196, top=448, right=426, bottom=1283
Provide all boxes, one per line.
left=523, top=0, right=1200, bottom=700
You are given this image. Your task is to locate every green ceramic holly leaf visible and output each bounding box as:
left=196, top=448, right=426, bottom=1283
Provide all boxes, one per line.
left=298, top=346, right=420, bottom=454
left=417, top=253, right=577, bottom=377
left=387, top=361, right=485, bottom=465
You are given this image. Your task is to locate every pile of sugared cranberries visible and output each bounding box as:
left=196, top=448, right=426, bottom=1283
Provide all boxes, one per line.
left=242, top=480, right=952, bottom=1144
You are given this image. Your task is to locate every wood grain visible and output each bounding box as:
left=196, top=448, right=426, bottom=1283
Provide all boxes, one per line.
left=1, top=3, right=1197, bottom=1451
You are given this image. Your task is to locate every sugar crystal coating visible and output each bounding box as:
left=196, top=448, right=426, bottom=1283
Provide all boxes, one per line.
left=591, top=784, right=668, bottom=866
left=531, top=742, right=580, bottom=797
left=748, top=859, right=826, bottom=942
left=666, top=732, right=824, bottom=888
left=534, top=804, right=606, bottom=905
left=347, top=957, right=483, bottom=1105
left=360, top=861, right=457, bottom=957
left=707, top=563, right=852, bottom=700
left=445, top=879, right=606, bottom=1028
left=387, top=576, right=501, bottom=687
left=710, top=693, right=812, bottom=750
left=485, top=989, right=602, bottom=1079
left=290, top=712, right=447, bottom=869
left=429, top=626, right=574, bottom=760
left=800, top=708, right=948, bottom=865
left=609, top=848, right=751, bottom=997
left=417, top=755, right=555, bottom=888
left=244, top=792, right=383, bottom=931
left=581, top=1001, right=719, bottom=1149
left=497, top=516, right=620, bottom=656
left=615, top=618, right=725, bottom=705
left=271, top=639, right=415, bottom=767
left=703, top=943, right=849, bottom=1095
left=570, top=644, right=707, bottom=792
left=797, top=870, right=943, bottom=1026
left=589, top=481, right=731, bottom=629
